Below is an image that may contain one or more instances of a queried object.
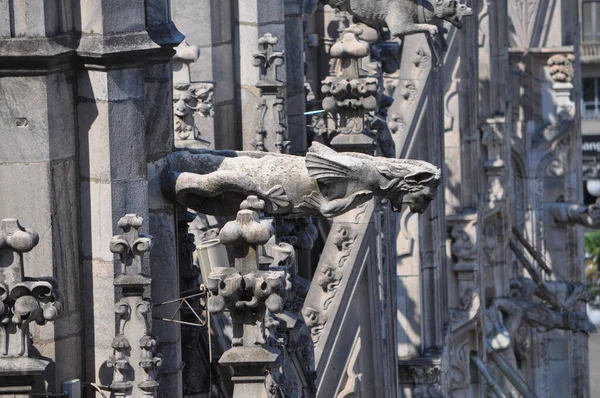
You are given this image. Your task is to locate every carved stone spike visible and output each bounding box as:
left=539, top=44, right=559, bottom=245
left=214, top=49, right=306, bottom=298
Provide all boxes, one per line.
left=0, top=219, right=61, bottom=384
left=320, top=0, right=473, bottom=38
left=162, top=141, right=441, bottom=218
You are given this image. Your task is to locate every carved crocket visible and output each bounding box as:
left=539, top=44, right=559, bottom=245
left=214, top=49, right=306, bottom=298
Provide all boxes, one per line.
left=320, top=0, right=473, bottom=38
left=162, top=142, right=441, bottom=218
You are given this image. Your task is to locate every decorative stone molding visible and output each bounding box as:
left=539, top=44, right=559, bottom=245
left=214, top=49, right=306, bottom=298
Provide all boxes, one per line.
left=399, top=358, right=442, bottom=398
left=0, top=219, right=61, bottom=394
left=106, top=215, right=162, bottom=397
left=320, top=0, right=473, bottom=38
left=163, top=141, right=441, bottom=218
left=302, top=224, right=357, bottom=346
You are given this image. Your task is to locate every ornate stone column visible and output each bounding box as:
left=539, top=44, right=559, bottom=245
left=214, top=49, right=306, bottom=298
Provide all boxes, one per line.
left=0, top=219, right=61, bottom=397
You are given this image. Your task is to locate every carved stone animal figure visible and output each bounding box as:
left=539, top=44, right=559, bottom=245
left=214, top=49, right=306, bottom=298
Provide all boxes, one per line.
left=321, top=0, right=473, bottom=37
left=162, top=142, right=441, bottom=218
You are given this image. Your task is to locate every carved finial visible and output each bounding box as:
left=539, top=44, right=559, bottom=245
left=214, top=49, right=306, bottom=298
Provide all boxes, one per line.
left=0, top=219, right=60, bottom=363
left=330, top=25, right=369, bottom=79
left=219, top=197, right=274, bottom=257
left=110, top=214, right=152, bottom=286
left=253, top=33, right=284, bottom=82
left=547, top=54, right=575, bottom=83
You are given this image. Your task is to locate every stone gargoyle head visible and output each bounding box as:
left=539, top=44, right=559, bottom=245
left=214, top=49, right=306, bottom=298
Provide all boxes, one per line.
left=161, top=142, right=441, bottom=218
left=434, top=0, right=474, bottom=29
left=369, top=158, right=441, bottom=213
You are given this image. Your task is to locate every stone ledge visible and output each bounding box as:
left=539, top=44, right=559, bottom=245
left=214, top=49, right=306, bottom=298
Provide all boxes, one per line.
left=0, top=23, right=183, bottom=74
left=0, top=357, right=49, bottom=376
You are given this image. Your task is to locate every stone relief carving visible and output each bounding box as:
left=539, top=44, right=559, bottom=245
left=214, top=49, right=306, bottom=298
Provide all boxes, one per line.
left=0, top=219, right=61, bottom=375
left=320, top=0, right=473, bottom=38
left=106, top=215, right=162, bottom=396
left=302, top=224, right=357, bottom=345
left=162, top=141, right=441, bottom=218
left=173, top=83, right=215, bottom=145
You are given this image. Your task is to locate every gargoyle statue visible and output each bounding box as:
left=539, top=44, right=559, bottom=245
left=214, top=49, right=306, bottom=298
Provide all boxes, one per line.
left=548, top=202, right=600, bottom=228
left=320, top=0, right=473, bottom=38
left=162, top=142, right=441, bottom=218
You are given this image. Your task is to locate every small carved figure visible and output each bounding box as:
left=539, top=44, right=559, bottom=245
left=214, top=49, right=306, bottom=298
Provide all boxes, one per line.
left=320, top=0, right=473, bottom=38
left=162, top=142, right=441, bottom=218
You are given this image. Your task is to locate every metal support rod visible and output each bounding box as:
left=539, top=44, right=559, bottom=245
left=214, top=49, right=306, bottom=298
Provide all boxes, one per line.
left=511, top=226, right=567, bottom=282
left=486, top=343, right=536, bottom=398
left=471, top=355, right=508, bottom=398
left=509, top=240, right=563, bottom=310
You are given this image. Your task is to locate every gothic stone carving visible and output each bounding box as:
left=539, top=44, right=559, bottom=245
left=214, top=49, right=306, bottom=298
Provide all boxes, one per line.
left=107, top=215, right=162, bottom=396
left=173, top=82, right=214, bottom=145
left=320, top=0, right=473, bottom=38
left=549, top=202, right=600, bottom=228
left=547, top=54, right=575, bottom=83
left=162, top=141, right=441, bottom=218
left=0, top=219, right=61, bottom=375
left=302, top=225, right=357, bottom=346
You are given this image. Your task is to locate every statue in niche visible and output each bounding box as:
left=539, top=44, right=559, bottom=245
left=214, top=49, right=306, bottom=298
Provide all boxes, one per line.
left=319, top=0, right=473, bottom=38
left=162, top=142, right=441, bottom=218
